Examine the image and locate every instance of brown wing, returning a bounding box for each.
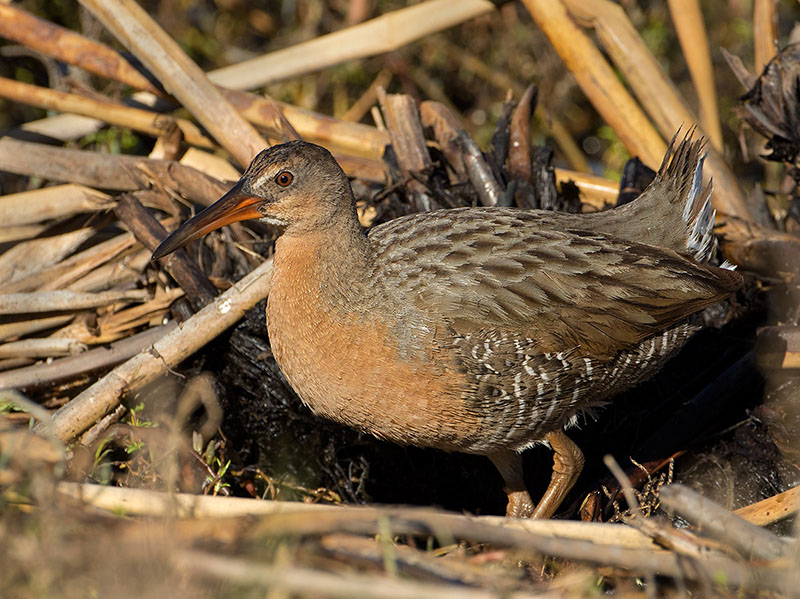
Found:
[368,208,739,359]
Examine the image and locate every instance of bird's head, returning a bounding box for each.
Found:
[152,140,355,261]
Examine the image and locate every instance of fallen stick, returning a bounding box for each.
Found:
[734,485,800,527]
[54,482,792,590]
[0,338,86,360]
[0,290,149,315]
[659,484,790,562]
[41,258,273,442]
[0,322,175,390]
[173,551,541,599]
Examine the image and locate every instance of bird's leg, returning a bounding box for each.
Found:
[489,450,534,518]
[531,430,585,519]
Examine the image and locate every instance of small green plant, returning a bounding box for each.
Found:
[125,402,156,429]
[204,454,231,495]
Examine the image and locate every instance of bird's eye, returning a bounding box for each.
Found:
[275,171,294,187]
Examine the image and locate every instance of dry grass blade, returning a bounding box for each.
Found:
[0,290,149,315]
[40,258,273,443]
[0,77,215,149]
[78,0,266,167]
[0,184,112,227]
[207,0,495,90]
[666,0,724,150]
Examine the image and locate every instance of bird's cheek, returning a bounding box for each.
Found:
[257,201,292,226]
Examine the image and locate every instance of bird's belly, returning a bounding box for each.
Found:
[266,298,484,451]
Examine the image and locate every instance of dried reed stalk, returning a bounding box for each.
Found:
[0,5,382,161]
[207,0,495,90]
[0,77,214,149]
[0,228,96,285]
[753,0,779,74]
[0,338,87,360]
[0,322,176,390]
[179,149,240,182]
[124,499,792,590]
[520,0,665,168]
[666,0,723,150]
[0,184,112,227]
[0,316,74,344]
[7,232,138,294]
[78,0,266,167]
[659,484,788,561]
[554,168,617,209]
[53,480,657,548]
[173,551,541,599]
[0,225,47,244]
[546,0,754,233]
[734,485,800,526]
[67,248,151,294]
[1,113,104,144]
[0,3,164,97]
[0,290,149,315]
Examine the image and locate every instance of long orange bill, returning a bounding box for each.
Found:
[151,181,262,261]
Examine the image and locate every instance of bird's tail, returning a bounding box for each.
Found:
[651,130,719,264]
